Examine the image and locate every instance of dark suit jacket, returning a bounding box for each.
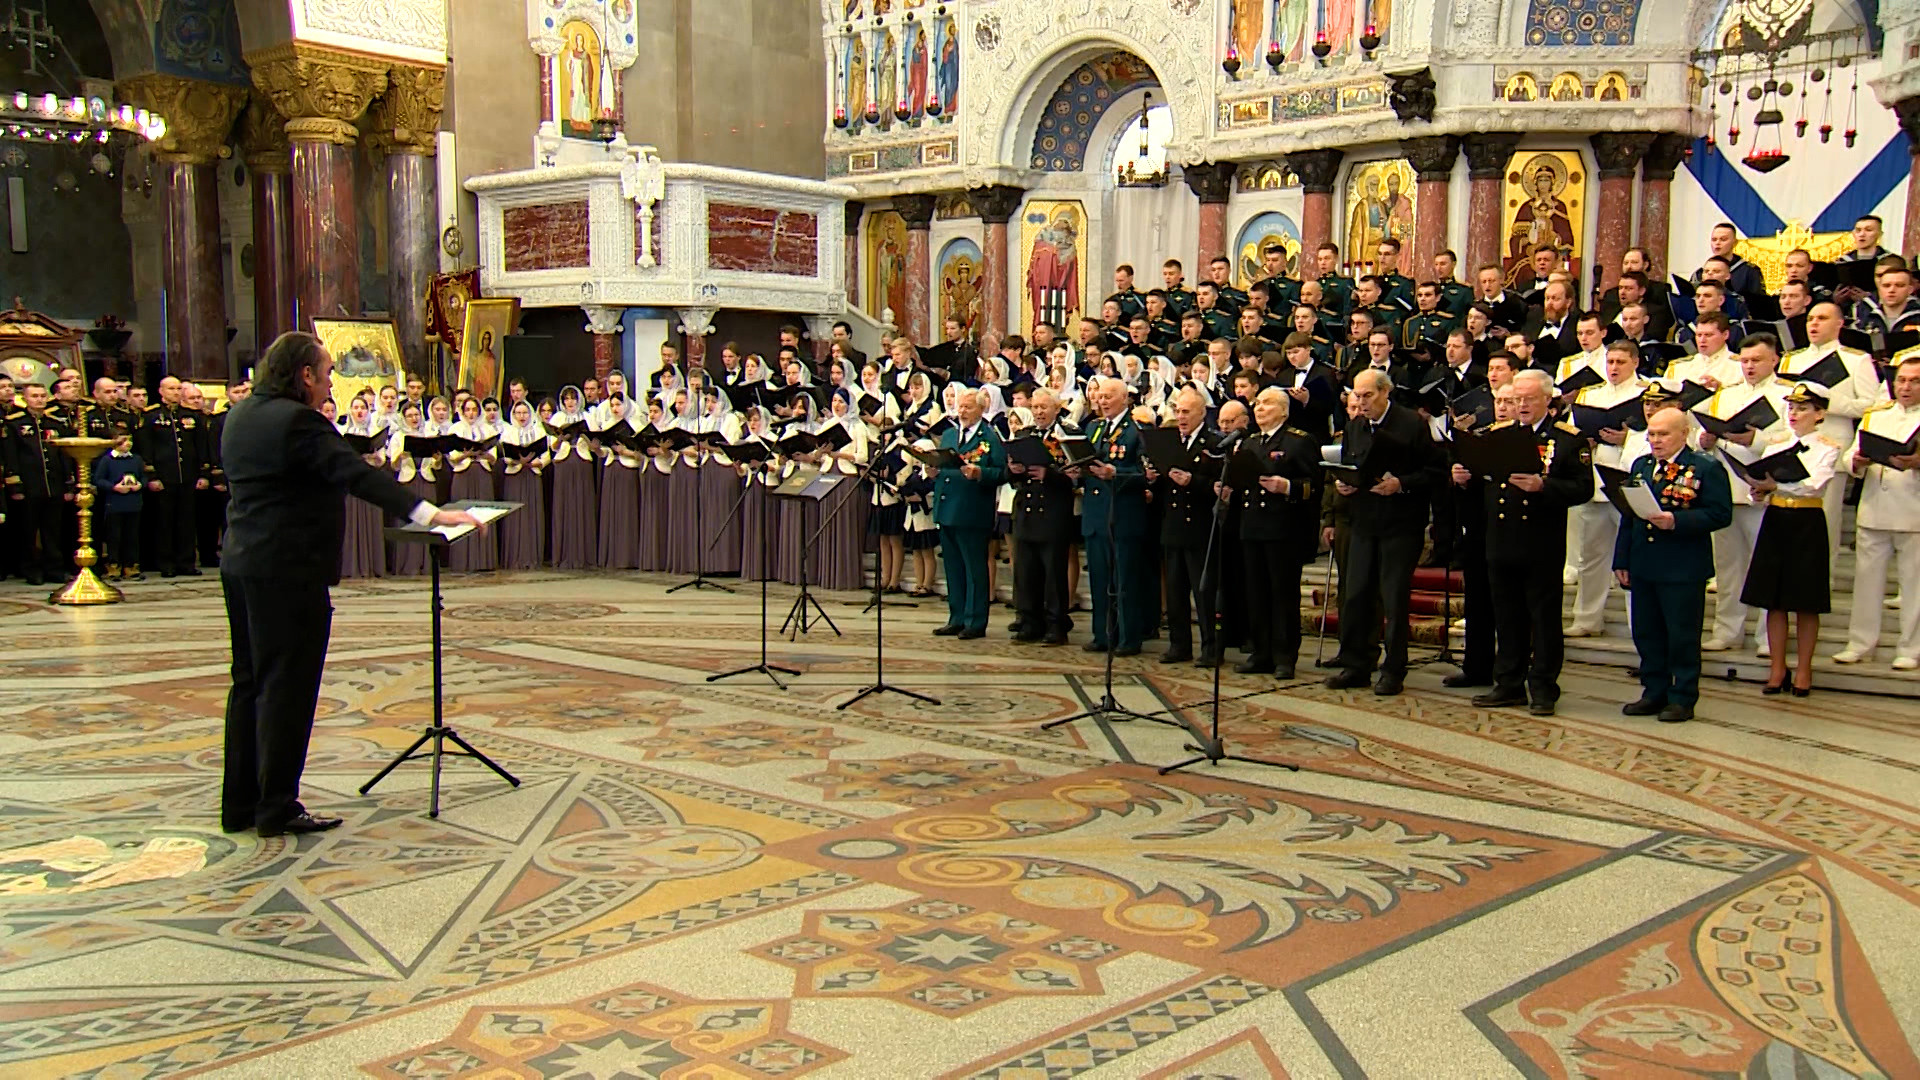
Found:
[1339,403,1442,537]
[221,395,424,585]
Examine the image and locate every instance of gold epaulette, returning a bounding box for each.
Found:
[1864,400,1895,413]
[1284,426,1313,438]
[1555,421,1581,435]
[1815,433,1841,448]
[143,404,159,412]
[3,409,21,421]
[1838,345,1871,359]
[1485,419,1514,430]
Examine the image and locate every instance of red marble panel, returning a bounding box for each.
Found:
[503,201,591,272]
[706,202,818,277]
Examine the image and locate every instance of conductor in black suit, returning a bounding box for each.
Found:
[1324,369,1443,696]
[221,332,485,837]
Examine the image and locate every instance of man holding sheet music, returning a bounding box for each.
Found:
[220,332,485,839]
[1779,302,1887,562]
[1565,342,1648,638]
[928,388,1006,640]
[1071,379,1149,657]
[1695,333,1793,654]
[1835,355,1920,670]
[1143,389,1222,666]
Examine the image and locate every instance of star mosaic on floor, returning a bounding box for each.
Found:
[0,571,1912,1079]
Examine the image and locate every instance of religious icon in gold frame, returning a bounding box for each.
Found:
[457,298,519,402]
[312,318,405,415]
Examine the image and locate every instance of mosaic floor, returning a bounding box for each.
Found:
[1,570,1916,1080]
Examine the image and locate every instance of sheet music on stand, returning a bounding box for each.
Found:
[432,501,517,541]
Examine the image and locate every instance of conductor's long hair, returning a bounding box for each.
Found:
[252,331,330,402]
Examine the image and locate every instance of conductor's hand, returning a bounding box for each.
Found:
[1451,463,1471,486]
[960,463,981,480]
[431,508,488,534]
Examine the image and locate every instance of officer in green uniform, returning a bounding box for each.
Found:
[1105,264,1147,322]
[1432,249,1475,319]
[930,387,1008,639]
[1373,237,1417,311]
[1070,378,1148,655]
[1354,276,1404,340]
[1144,290,1181,347]
[1193,282,1239,341]
[1613,405,1734,723]
[1255,244,1301,310]
[1159,259,1195,316]
[1402,282,1462,351]
[1206,256,1248,317]
[1313,242,1354,316]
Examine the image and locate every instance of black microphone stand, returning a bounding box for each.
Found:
[1160,470,1301,776]
[708,458,799,689]
[668,433,732,594]
[779,467,840,639]
[1043,415,1181,733]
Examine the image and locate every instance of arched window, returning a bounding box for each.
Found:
[1111,98,1172,185]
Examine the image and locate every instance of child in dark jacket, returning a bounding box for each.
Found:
[93,434,146,580]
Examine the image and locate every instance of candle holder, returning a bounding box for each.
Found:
[49,434,122,606]
[1311,33,1331,64]
[1359,24,1380,55]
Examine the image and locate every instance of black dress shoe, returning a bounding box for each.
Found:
[1622,697,1666,716]
[1273,664,1297,681]
[1657,704,1694,723]
[221,820,253,835]
[1112,645,1142,657]
[1471,689,1528,708]
[957,627,985,640]
[1528,701,1557,716]
[932,624,962,636]
[257,812,343,837]
[1762,680,1785,695]
[1372,673,1404,696]
[1012,632,1044,644]
[1082,641,1109,653]
[1323,670,1370,690]
[1160,650,1193,665]
[1235,658,1273,675]
[178,566,202,577]
[1442,673,1492,689]
[1195,651,1221,668]
[1044,632,1069,646]
[1790,684,1811,698]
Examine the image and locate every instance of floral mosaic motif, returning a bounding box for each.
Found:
[0,700,192,738]
[751,897,1110,1017]
[626,719,858,766]
[494,690,698,733]
[443,601,618,622]
[368,982,846,1079]
[892,778,1537,950]
[315,655,587,725]
[793,752,1044,807]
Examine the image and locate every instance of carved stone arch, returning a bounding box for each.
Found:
[967,15,1213,172]
[82,0,156,78]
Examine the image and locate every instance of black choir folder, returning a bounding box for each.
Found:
[1569,395,1646,438]
[1694,396,1780,438]
[1723,445,1811,484]
[1452,422,1542,478]
[1857,425,1920,467]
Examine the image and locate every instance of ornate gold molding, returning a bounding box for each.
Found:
[237,93,291,172]
[367,64,446,155]
[117,74,247,166]
[247,42,389,145]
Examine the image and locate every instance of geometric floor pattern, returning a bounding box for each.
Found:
[0,570,1915,1079]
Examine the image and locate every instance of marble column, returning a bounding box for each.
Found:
[239,95,294,353]
[677,307,717,374]
[584,305,623,384]
[844,200,864,310]
[893,194,937,345]
[1286,149,1344,258]
[1183,163,1235,268]
[1401,136,1459,280]
[973,185,1025,340]
[1637,134,1689,279]
[251,45,389,330]
[1899,102,1920,258]
[1589,132,1656,297]
[1461,132,1522,278]
[120,74,246,382]
[370,65,447,382]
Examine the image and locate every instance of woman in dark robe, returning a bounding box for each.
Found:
[446,396,499,572]
[496,399,549,569]
[547,386,597,570]
[637,397,674,571]
[811,389,871,591]
[594,393,643,569]
[337,395,387,578]
[690,388,745,576]
[388,402,434,576]
[737,406,780,581]
[773,395,819,586]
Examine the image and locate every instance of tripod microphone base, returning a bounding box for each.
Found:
[1041,695,1186,731]
[838,682,941,710]
[667,575,734,594]
[782,588,842,638]
[708,662,802,690]
[1158,740,1301,777]
[359,724,521,819]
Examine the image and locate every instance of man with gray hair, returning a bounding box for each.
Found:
[1069,377,1149,655]
[1145,387,1219,664]
[1224,386,1321,678]
[1008,387,1078,645]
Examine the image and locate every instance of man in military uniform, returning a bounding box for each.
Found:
[1353,276,1404,341]
[1206,256,1247,318]
[1192,282,1238,340]
[1009,389,1078,645]
[1225,387,1321,678]
[1170,311,1212,364]
[1475,263,1529,335]
[1254,244,1300,311]
[1373,238,1417,312]
[136,375,209,577]
[1835,354,1920,668]
[1432,250,1475,319]
[1235,306,1285,348]
[931,388,1007,639]
[181,382,226,568]
[1095,302,1133,353]
[1461,371,1595,715]
[1160,259,1195,316]
[1143,290,1181,347]
[3,382,75,585]
[1780,301,1882,564]
[1144,388,1219,665]
[1614,405,1734,723]
[1069,378,1148,655]
[1402,282,1461,354]
[86,377,138,439]
[1105,264,1147,322]
[1314,243,1353,316]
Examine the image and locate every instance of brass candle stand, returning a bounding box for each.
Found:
[49,435,123,606]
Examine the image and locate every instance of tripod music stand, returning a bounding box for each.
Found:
[707,455,801,689]
[667,435,733,594]
[773,467,841,639]
[366,501,523,818]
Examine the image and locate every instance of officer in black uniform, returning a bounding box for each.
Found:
[1008,389,1079,645]
[136,375,209,577]
[1463,370,1594,716]
[1143,291,1181,347]
[3,382,75,585]
[1224,386,1321,679]
[1145,388,1220,664]
[1354,276,1405,340]
[1373,238,1418,312]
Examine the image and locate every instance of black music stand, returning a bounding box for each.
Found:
[773,468,841,639]
[365,501,523,818]
[667,436,734,594]
[707,458,801,689]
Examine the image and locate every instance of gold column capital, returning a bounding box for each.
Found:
[367,64,446,156]
[237,92,291,172]
[117,74,247,166]
[247,42,389,145]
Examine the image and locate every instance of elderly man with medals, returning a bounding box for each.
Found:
[928,387,1007,639]
[1069,378,1149,656]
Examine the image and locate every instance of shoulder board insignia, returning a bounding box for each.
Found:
[1864,400,1894,412]
[1633,378,1650,386]
[1485,419,1514,430]
[2,410,21,420]
[1284,426,1312,438]
[143,404,159,412]
[1814,433,1841,448]
[1555,421,1582,434]
[1838,346,1870,357]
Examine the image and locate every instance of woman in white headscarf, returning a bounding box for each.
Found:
[593,393,642,570]
[806,388,870,591]
[736,405,781,581]
[444,396,499,572]
[388,400,433,576]
[637,392,676,573]
[548,385,596,570]
[900,371,942,435]
[496,398,549,569]
[337,395,387,578]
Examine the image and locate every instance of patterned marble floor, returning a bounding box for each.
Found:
[0,570,1915,1080]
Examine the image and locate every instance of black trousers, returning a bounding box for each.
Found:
[1334,529,1422,677]
[197,488,228,566]
[1242,539,1304,667]
[1012,537,1071,636]
[102,510,141,569]
[1459,544,1494,681]
[1490,555,1567,702]
[1162,541,1217,655]
[222,573,334,830]
[14,496,66,580]
[149,484,197,573]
